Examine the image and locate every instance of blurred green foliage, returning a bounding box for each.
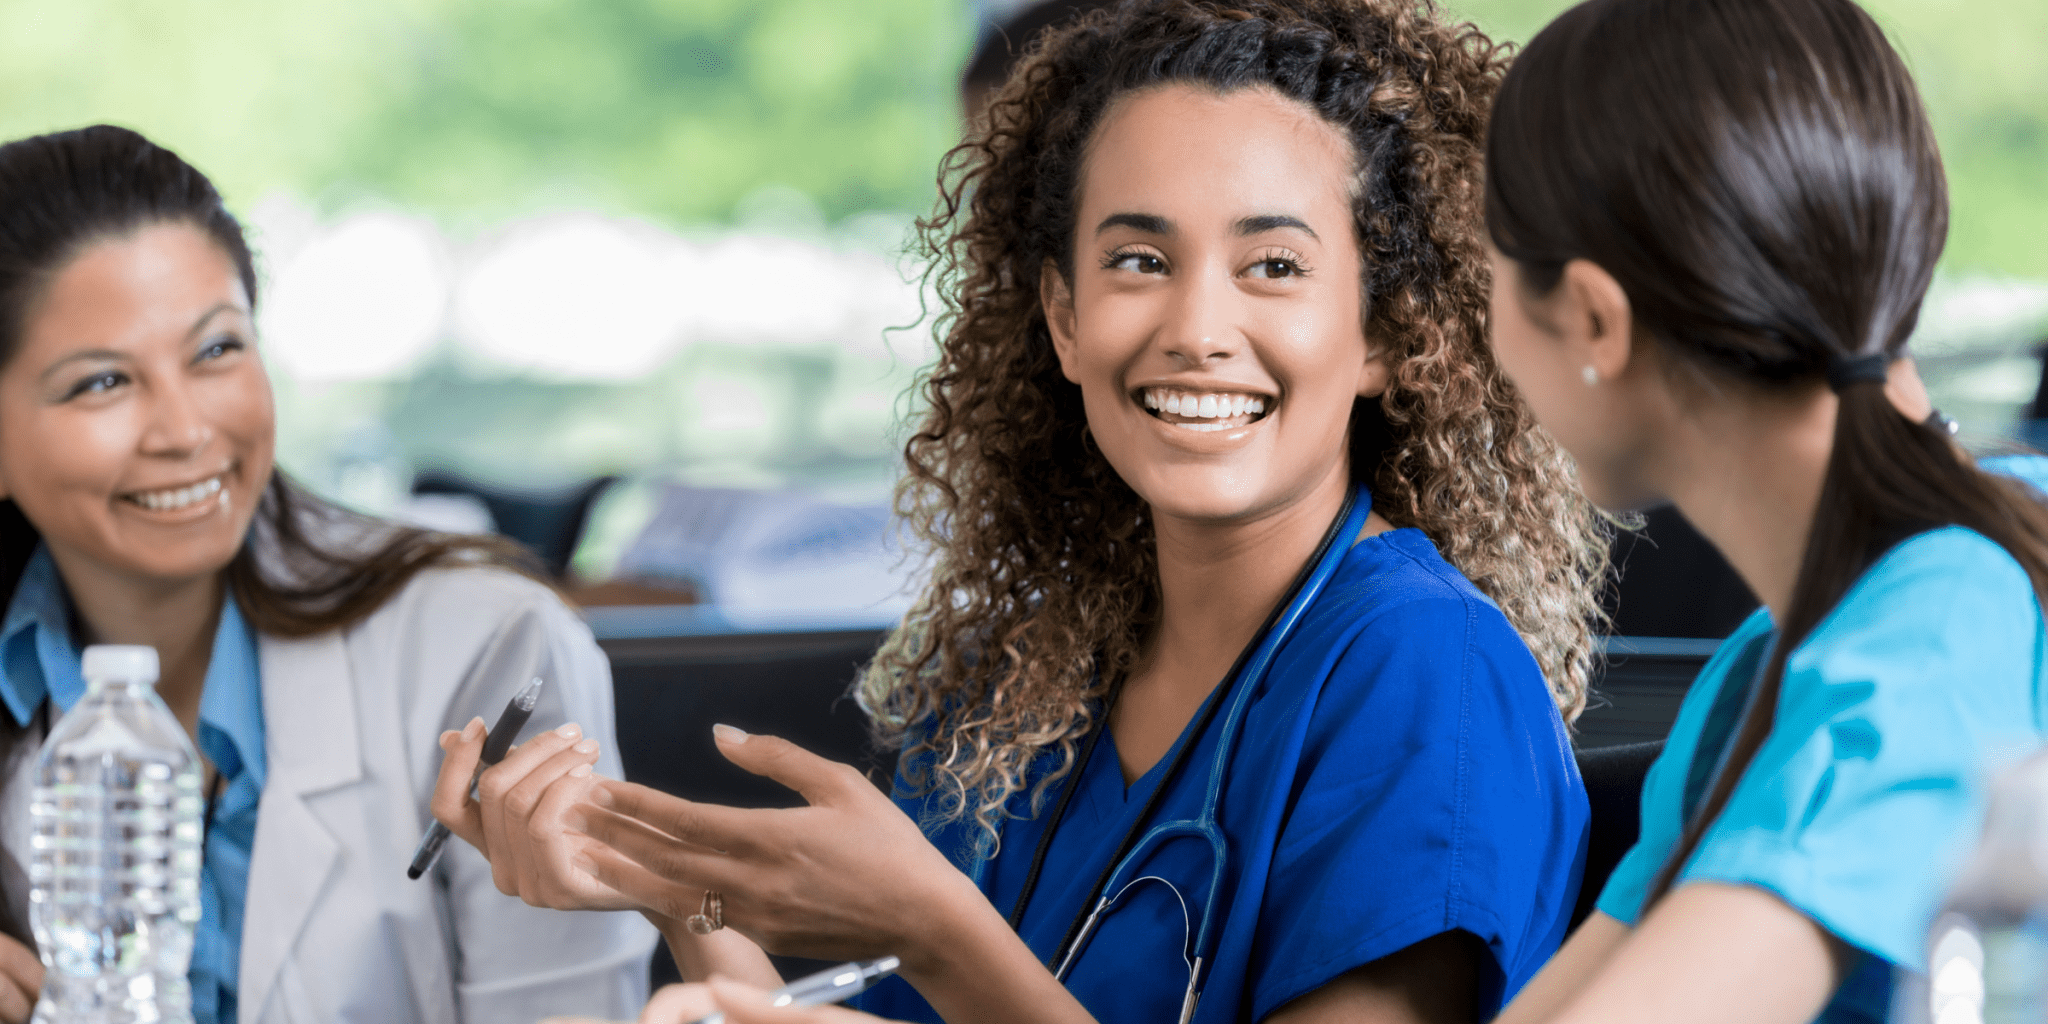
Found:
[0,0,965,228]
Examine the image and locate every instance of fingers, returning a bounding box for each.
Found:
[0,934,36,1024]
[429,718,488,849]
[477,721,597,809]
[639,982,721,1023]
[590,780,767,856]
[708,977,890,1024]
[522,767,636,909]
[712,727,868,807]
[579,841,731,925]
[478,722,600,897]
[579,804,748,892]
[0,979,29,1024]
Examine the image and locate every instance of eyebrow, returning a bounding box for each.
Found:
[1095,212,1173,237]
[1235,214,1318,240]
[35,302,245,384]
[184,302,241,338]
[1093,212,1320,240]
[39,348,130,384]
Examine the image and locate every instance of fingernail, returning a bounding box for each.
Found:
[569,762,592,778]
[438,731,456,750]
[463,718,486,741]
[572,739,598,754]
[556,722,582,739]
[712,723,748,744]
[590,785,615,808]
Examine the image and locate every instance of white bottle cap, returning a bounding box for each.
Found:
[81,645,160,683]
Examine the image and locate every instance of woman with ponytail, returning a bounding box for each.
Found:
[1481,0,2048,1021]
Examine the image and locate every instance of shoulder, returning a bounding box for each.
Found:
[1981,453,2048,499]
[1799,526,2039,669]
[333,564,601,691]
[1284,529,1557,753]
[1310,528,1520,647]
[369,563,585,638]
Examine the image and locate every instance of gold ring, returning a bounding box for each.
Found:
[685,890,724,934]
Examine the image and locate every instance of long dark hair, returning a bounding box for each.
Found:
[863,0,1610,842]
[1485,0,2048,908]
[0,125,541,639]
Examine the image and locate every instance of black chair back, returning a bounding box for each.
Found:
[412,470,618,579]
[1571,740,1664,930]
[598,621,892,987]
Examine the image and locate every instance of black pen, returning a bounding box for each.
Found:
[407,676,545,880]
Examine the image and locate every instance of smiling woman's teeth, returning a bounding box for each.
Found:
[1141,388,1268,430]
[127,476,224,511]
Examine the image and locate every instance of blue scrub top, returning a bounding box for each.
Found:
[1597,525,2048,1024]
[858,520,1589,1023]
[0,545,266,1024]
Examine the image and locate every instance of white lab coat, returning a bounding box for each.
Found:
[236,564,654,1024]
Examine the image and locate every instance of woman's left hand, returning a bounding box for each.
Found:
[572,725,985,973]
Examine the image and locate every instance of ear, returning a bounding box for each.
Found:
[1041,261,1082,384]
[1884,355,1933,422]
[1561,260,1635,383]
[1354,336,1389,400]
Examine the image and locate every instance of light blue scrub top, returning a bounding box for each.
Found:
[859,510,1590,1022]
[1597,524,2048,1023]
[0,545,265,1024]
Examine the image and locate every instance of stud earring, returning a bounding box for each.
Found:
[1581,365,1599,387]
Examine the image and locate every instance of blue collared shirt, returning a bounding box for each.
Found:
[1,545,265,1024]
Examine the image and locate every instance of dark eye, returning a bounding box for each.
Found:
[1104,251,1167,275]
[196,335,245,362]
[1247,258,1302,279]
[65,371,128,399]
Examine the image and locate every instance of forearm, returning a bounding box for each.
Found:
[650,911,783,989]
[897,880,1098,1024]
[1494,913,1628,1024]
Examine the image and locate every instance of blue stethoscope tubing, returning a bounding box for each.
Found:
[1048,485,1369,1020]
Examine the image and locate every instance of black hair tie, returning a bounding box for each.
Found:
[1825,352,1890,392]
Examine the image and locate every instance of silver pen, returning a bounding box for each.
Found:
[407,677,545,880]
[692,956,901,1024]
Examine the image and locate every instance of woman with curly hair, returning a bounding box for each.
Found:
[438,2,1607,1022]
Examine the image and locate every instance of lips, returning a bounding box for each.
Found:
[1138,386,1273,432]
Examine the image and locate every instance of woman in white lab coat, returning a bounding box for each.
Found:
[0,124,653,1024]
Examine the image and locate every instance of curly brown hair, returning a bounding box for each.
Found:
[861,0,1609,844]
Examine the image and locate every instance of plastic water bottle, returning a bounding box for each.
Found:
[1921,749,2048,1024]
[28,645,201,1024]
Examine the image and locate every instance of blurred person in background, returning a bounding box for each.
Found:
[1469,0,2048,1021]
[441,1,1612,1022]
[958,0,1115,124]
[0,125,652,1024]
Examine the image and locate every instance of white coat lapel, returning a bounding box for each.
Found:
[242,630,362,1023]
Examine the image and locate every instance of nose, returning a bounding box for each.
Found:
[139,377,215,459]
[1157,271,1242,366]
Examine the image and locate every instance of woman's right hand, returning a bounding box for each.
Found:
[430,716,630,910]
[0,934,41,1024]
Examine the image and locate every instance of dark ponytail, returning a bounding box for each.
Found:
[0,125,543,636]
[1484,0,2048,909]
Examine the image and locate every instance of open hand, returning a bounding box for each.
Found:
[430,716,630,910]
[0,934,41,1024]
[573,725,982,971]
